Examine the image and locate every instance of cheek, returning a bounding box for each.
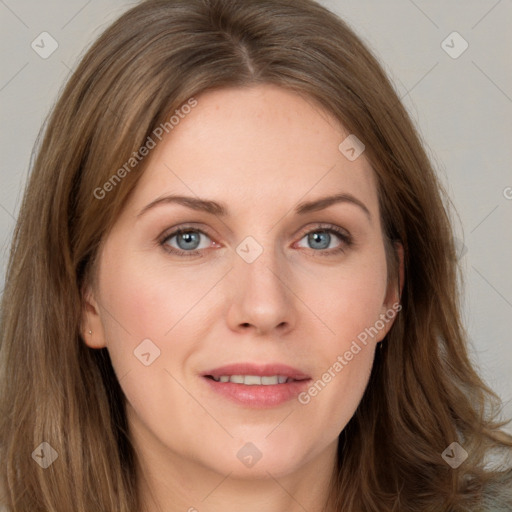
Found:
[312,248,389,346]
[95,245,235,411]
[296,305,379,448]
[97,237,216,337]
[299,349,375,456]
[94,244,202,382]
[94,253,217,449]
[296,248,388,431]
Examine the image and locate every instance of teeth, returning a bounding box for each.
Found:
[210,375,293,385]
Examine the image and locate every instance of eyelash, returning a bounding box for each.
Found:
[158,223,353,258]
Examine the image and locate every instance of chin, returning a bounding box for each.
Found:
[197,435,322,480]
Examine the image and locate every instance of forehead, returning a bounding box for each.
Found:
[128,84,379,219]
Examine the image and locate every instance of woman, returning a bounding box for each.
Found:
[1,0,511,510]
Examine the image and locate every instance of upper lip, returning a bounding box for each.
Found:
[203,363,311,381]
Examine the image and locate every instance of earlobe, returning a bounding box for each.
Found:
[81,286,107,349]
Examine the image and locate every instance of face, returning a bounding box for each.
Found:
[83,84,402,482]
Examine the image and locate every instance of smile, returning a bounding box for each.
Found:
[201,363,312,408]
[206,375,297,385]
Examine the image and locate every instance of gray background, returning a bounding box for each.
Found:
[1,1,511,433]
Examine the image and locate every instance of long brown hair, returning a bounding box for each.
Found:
[1,0,511,510]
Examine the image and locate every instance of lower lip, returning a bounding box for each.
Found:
[202,376,311,408]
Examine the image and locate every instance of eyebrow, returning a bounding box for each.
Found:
[137,192,372,221]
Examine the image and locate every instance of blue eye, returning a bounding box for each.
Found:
[299,230,342,251]
[159,224,352,257]
[295,225,352,256]
[161,228,213,255]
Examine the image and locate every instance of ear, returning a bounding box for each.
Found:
[376,241,404,342]
[81,284,107,349]
[385,240,404,307]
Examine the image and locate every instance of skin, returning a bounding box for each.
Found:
[83,84,404,512]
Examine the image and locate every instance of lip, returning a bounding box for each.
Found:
[202,362,311,408]
[203,362,311,380]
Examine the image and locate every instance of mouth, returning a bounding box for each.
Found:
[204,374,303,385]
[201,363,311,408]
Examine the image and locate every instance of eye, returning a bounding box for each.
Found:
[295,224,352,255]
[160,226,215,257]
[159,223,352,258]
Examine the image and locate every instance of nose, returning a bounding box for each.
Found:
[225,244,297,337]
